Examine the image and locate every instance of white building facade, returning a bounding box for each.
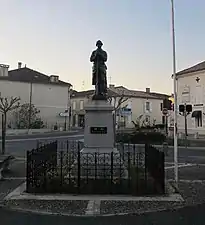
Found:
[71,85,169,129]
[176,61,205,135]
[0,63,72,129]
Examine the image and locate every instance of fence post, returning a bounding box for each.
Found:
[26,150,30,192]
[133,144,136,166]
[94,152,97,180]
[66,140,69,165]
[122,144,125,161]
[127,151,131,189]
[161,152,165,193]
[60,151,63,191]
[77,149,81,193]
[110,152,113,194]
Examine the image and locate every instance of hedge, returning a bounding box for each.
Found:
[116,132,166,144]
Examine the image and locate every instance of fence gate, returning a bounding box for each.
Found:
[145,143,165,194]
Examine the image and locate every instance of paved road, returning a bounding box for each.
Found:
[3,134,84,158]
[2,130,83,140]
[0,204,204,225]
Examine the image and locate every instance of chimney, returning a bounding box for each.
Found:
[0,64,9,77]
[146,88,150,93]
[109,84,115,89]
[18,62,22,69]
[50,75,59,83]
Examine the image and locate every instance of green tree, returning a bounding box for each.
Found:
[14,103,44,129]
[0,96,20,154]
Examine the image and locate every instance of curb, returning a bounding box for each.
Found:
[1,130,80,138]
[0,203,186,218]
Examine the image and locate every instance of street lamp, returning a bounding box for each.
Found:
[67,85,73,130]
[171,0,178,187]
[28,75,38,131]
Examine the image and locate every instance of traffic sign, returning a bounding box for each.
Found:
[162,108,168,115]
[59,112,69,117]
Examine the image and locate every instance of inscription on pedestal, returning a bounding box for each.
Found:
[90,127,107,134]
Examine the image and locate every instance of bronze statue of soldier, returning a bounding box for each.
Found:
[90,40,108,100]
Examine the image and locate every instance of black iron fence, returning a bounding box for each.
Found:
[26,141,57,193]
[26,141,165,195]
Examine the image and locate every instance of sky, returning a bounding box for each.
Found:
[0,0,205,94]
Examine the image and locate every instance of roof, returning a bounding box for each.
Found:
[112,86,169,99]
[72,86,169,100]
[176,61,205,76]
[0,67,71,86]
[71,89,118,98]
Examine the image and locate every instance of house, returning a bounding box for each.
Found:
[0,63,72,129]
[176,60,205,135]
[71,85,170,128]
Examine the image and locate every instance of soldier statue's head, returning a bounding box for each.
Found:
[96,40,103,49]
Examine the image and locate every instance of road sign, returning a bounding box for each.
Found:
[162,108,168,115]
[59,112,69,117]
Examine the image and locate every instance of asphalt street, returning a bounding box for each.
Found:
[0,204,204,225]
[3,133,84,158]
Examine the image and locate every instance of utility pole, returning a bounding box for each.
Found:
[171,0,178,188]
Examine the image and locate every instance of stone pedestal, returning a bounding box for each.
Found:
[82,100,115,153]
[70,100,128,179]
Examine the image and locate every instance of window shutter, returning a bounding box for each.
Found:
[150,102,152,112]
[144,102,147,113]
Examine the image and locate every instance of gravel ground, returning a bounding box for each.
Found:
[179,181,205,205]
[100,200,184,215]
[2,200,88,215]
[100,181,205,215]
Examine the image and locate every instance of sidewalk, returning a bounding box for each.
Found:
[2,180,205,218]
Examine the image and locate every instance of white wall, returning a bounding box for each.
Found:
[0,80,69,128]
[177,70,205,134]
[71,95,163,128]
[120,97,163,127]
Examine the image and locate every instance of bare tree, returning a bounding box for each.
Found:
[132,115,143,131]
[108,92,129,129]
[0,96,20,154]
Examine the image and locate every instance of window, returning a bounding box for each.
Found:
[72,101,76,110]
[145,102,150,111]
[160,103,163,111]
[195,85,203,104]
[195,115,202,127]
[145,115,150,123]
[80,100,84,110]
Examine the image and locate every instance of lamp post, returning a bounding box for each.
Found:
[171,0,178,187]
[67,86,72,130]
[28,75,38,131]
[28,80,33,131]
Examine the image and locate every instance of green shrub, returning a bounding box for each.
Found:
[116,132,166,144]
